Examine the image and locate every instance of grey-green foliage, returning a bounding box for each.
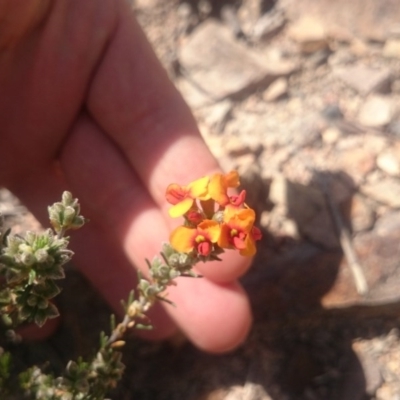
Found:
[0,192,128,400]
[0,191,88,328]
[0,209,75,327]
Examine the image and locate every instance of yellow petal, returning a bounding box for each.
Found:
[209,174,229,205]
[170,226,195,253]
[188,176,210,200]
[217,223,232,249]
[240,235,256,257]
[198,220,220,243]
[224,170,240,188]
[224,207,255,232]
[168,198,194,218]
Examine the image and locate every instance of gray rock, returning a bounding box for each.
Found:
[388,119,400,137]
[352,341,383,396]
[358,95,394,128]
[383,39,400,58]
[305,48,331,68]
[328,48,357,67]
[282,0,400,42]
[375,211,400,236]
[377,148,400,177]
[262,78,288,102]
[321,104,344,122]
[335,65,392,95]
[259,146,295,179]
[321,211,400,308]
[321,127,341,144]
[376,384,400,400]
[224,136,262,158]
[362,179,400,208]
[252,10,286,41]
[350,194,376,232]
[287,16,328,53]
[178,20,295,99]
[196,100,233,130]
[220,4,244,38]
[335,146,377,185]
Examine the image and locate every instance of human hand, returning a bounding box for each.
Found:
[0,0,252,352]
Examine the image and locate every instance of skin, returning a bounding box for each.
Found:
[0,0,253,352]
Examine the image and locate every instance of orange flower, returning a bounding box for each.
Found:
[218,206,261,256]
[170,220,220,256]
[166,176,210,218]
[208,171,240,206]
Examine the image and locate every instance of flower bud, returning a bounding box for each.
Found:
[167,253,180,268]
[61,191,74,206]
[186,210,203,225]
[127,301,140,318]
[62,206,76,226]
[111,340,126,349]
[212,210,225,224]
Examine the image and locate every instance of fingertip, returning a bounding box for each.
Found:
[198,286,252,354]
[165,278,252,353]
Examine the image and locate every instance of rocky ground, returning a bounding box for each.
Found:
[2,0,400,399]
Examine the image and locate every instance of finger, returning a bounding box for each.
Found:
[164,277,251,352]
[60,114,252,351]
[87,0,220,209]
[86,1,253,282]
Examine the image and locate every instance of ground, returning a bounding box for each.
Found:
[2,0,400,399]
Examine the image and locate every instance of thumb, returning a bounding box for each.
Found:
[0,0,51,49]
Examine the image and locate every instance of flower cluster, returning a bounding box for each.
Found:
[166,171,262,258]
[0,173,262,399]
